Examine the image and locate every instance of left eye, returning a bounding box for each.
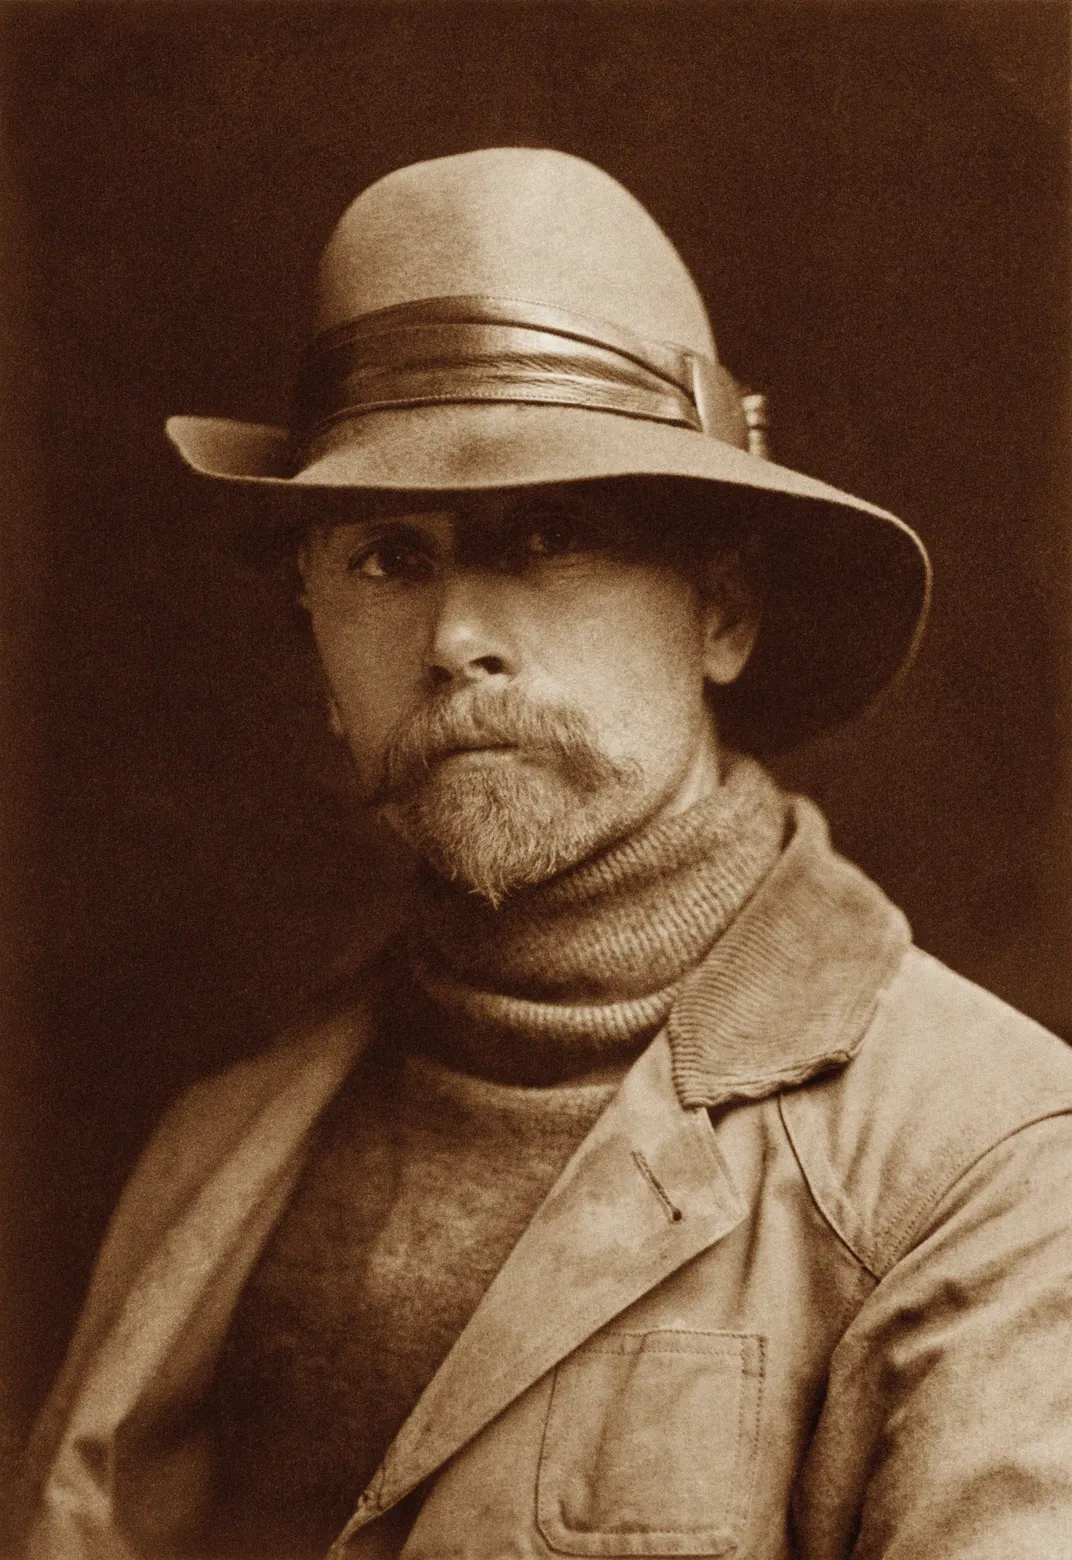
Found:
[525,527,579,557]
[515,513,597,559]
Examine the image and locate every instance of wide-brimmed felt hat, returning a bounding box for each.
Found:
[167,147,930,753]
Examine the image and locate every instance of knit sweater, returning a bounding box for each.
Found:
[206,755,786,1555]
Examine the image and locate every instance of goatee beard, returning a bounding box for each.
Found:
[371,686,643,905]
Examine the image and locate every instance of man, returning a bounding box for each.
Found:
[23,149,1072,1558]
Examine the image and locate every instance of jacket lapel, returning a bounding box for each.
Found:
[341,1031,746,1536]
[37,1011,370,1537]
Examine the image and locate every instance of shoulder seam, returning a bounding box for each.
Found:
[782,1091,1072,1278]
[778,1090,881,1279]
[780,947,1072,1275]
[885,1106,1072,1264]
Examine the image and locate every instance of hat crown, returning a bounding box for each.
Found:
[315,148,718,359]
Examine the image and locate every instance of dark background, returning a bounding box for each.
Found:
[1,0,1069,1508]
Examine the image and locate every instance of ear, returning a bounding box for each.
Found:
[296,541,312,611]
[699,551,761,687]
[327,694,346,739]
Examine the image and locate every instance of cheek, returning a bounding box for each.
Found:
[544,576,709,748]
[309,613,426,772]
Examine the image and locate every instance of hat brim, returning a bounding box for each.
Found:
[166,403,930,753]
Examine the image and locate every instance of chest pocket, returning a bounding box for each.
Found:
[536,1330,764,1557]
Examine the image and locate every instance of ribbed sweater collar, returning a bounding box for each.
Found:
[406,753,787,1084]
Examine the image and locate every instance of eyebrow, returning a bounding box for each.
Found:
[309,508,455,542]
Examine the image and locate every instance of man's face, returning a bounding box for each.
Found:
[299,484,757,902]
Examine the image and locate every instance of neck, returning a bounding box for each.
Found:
[649,715,723,824]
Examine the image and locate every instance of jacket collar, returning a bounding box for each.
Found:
[667,795,911,1108]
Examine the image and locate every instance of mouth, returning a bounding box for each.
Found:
[436,742,518,762]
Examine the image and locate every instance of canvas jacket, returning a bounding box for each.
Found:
[23,800,1072,1560]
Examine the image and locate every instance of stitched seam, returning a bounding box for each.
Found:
[782,1063,1072,1279]
[691,1101,745,1192]
[778,1092,879,1280]
[537,1333,760,1551]
[881,1106,1072,1266]
[733,1334,765,1537]
[569,1331,757,1357]
[862,1015,1072,1252]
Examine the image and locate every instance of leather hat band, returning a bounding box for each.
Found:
[293,295,743,452]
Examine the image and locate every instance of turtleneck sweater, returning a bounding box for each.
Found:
[206,755,786,1556]
[407,752,787,1082]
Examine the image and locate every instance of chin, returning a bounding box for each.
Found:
[382,761,644,906]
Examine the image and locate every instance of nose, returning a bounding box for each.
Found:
[425,569,519,688]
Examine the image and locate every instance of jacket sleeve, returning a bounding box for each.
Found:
[795,1111,1072,1559]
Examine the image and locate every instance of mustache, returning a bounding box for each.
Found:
[371,686,633,804]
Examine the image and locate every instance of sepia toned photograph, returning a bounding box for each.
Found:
[1,2,1070,1555]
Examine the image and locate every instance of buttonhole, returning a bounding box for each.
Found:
[631,1150,684,1223]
